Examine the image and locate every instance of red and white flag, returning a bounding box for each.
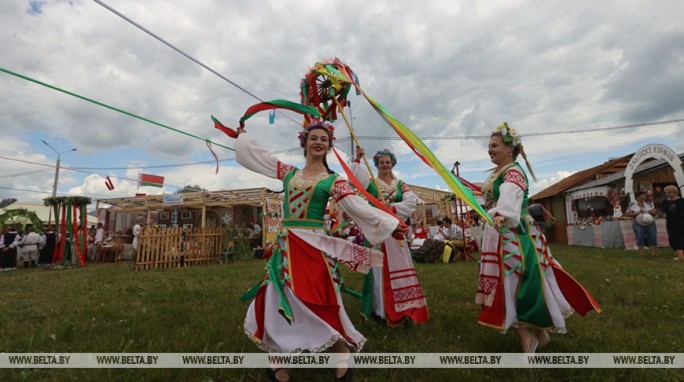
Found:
[138,173,164,188]
[105,176,115,190]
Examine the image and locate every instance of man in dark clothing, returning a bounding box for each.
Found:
[1,225,21,270]
[40,225,58,266]
[528,203,557,237]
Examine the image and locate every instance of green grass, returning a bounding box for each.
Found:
[1,245,683,381]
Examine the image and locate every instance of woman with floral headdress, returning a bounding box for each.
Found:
[477,123,600,353]
[351,147,429,326]
[235,121,407,382]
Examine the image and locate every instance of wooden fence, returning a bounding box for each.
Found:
[135,227,224,271]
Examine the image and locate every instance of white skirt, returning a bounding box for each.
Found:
[244,284,366,353]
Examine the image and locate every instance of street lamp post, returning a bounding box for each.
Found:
[42,140,77,197]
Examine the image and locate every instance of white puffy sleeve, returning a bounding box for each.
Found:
[392,182,417,221]
[349,161,371,190]
[486,168,527,229]
[235,133,294,180]
[330,177,398,245]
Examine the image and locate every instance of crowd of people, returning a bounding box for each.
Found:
[0,224,59,270]
[0,218,150,268]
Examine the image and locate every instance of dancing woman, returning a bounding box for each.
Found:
[235,121,407,381]
[476,123,600,353]
[351,147,429,326]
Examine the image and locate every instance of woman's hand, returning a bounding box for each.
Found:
[356,146,365,161]
[493,215,506,229]
[392,222,408,240]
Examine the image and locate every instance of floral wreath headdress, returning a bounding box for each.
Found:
[298,120,335,148]
[494,122,521,146]
[373,149,397,167]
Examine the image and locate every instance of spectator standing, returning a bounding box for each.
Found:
[39,225,58,266]
[91,223,105,262]
[132,218,143,257]
[1,225,21,271]
[18,224,43,268]
[626,190,658,257]
[252,219,263,248]
[661,185,684,261]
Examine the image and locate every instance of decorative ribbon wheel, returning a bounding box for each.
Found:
[300,57,357,124]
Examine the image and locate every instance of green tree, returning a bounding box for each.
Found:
[177,185,206,194]
[0,198,17,209]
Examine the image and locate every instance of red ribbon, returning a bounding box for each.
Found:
[331,147,407,230]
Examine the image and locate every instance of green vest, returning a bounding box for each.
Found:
[367,179,403,203]
[281,168,337,229]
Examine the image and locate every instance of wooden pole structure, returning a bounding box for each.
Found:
[453,162,476,262]
[332,97,387,206]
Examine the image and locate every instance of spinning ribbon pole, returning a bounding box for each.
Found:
[301,59,388,208]
[332,95,388,208]
[331,97,407,244]
[314,58,492,225]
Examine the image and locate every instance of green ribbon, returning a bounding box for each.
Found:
[0,67,233,151]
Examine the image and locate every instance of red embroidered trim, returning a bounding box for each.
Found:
[332,179,356,202]
[503,169,527,190]
[392,285,425,302]
[477,276,499,294]
[277,161,295,181]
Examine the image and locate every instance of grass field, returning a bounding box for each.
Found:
[1,244,683,381]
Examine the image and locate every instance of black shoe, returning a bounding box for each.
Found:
[335,367,353,382]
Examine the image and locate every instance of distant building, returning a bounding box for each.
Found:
[530,147,684,244]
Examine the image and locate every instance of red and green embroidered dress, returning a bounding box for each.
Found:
[477,163,600,332]
[235,134,398,353]
[351,163,429,326]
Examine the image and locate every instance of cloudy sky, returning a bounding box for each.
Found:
[2,0,683,206]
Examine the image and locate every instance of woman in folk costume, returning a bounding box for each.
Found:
[477,123,601,353]
[351,147,429,326]
[235,121,406,382]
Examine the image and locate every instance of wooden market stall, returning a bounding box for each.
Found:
[96,188,283,270]
[409,184,459,226]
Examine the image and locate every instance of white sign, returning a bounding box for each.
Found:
[624,144,684,202]
[163,194,184,206]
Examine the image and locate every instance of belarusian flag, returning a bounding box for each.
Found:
[139,173,164,188]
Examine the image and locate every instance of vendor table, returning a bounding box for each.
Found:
[567,219,669,249]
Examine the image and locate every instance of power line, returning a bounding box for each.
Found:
[0,168,55,179]
[0,155,186,190]
[0,186,112,200]
[353,119,684,141]
[92,0,303,128]
[67,145,310,171]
